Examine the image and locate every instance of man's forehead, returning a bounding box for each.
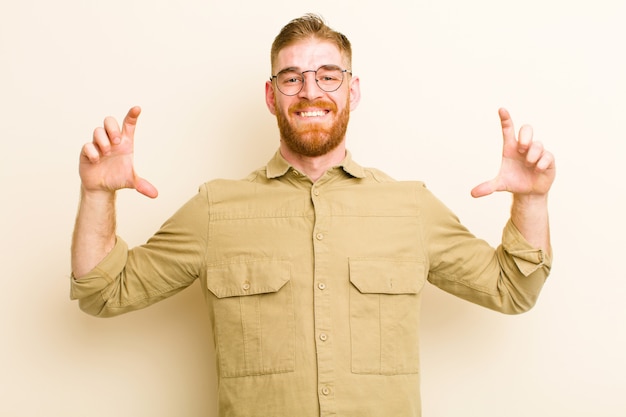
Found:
[274,39,345,70]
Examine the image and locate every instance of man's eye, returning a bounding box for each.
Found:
[279,75,302,85]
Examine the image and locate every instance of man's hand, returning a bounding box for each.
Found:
[79,106,158,198]
[471,108,555,199]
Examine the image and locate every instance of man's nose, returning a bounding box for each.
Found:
[297,71,324,100]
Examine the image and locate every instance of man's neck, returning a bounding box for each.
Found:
[279,142,346,182]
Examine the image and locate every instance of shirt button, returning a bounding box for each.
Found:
[242,282,251,291]
[319,333,328,341]
[316,233,324,240]
[321,387,331,396]
[318,282,326,290]
[313,189,320,196]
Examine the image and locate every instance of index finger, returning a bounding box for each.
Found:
[121,106,142,140]
[499,107,517,147]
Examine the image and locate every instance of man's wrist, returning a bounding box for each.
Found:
[80,185,116,203]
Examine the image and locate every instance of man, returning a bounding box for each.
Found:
[71,14,555,417]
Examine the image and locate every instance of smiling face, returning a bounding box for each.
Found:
[265,38,360,158]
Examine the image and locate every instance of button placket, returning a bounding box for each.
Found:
[311,181,336,415]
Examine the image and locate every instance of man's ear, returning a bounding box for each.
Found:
[349,76,361,111]
[265,81,277,115]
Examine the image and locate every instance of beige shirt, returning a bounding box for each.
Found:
[71,150,551,417]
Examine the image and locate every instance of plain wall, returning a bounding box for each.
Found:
[1,0,625,416]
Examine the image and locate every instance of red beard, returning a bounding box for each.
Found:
[276,99,350,157]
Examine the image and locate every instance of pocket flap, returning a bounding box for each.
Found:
[349,258,424,294]
[207,259,290,298]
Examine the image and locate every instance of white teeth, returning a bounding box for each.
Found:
[300,111,326,117]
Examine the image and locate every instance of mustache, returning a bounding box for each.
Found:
[289,100,338,113]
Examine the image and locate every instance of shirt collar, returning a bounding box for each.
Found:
[266,149,366,180]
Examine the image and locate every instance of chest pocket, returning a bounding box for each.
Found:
[207,259,294,378]
[349,258,425,375]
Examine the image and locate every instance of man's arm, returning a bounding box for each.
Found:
[510,194,551,257]
[71,189,117,278]
[71,106,158,278]
[471,108,556,256]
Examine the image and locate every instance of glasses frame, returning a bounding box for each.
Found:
[270,65,352,96]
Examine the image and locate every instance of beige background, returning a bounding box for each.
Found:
[1,0,625,416]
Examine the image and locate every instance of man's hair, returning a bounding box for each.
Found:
[271,14,352,71]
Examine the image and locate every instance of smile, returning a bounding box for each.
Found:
[297,110,328,118]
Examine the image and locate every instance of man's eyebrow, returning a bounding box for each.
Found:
[276,66,300,74]
[275,64,341,74]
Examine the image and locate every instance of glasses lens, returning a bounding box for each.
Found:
[276,71,303,96]
[316,66,344,92]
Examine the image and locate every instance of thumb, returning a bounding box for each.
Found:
[471,178,497,198]
[134,176,159,199]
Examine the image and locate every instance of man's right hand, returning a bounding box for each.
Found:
[79,106,158,198]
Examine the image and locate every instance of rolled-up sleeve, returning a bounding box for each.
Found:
[502,219,552,276]
[70,238,129,316]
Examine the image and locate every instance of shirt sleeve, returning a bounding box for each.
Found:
[417,184,551,314]
[69,186,210,317]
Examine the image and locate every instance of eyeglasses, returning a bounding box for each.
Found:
[270,65,352,96]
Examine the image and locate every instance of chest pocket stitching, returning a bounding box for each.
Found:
[207,259,295,377]
[207,259,290,298]
[349,257,425,375]
[349,258,423,294]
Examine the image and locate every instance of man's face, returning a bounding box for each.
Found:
[265,39,360,157]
